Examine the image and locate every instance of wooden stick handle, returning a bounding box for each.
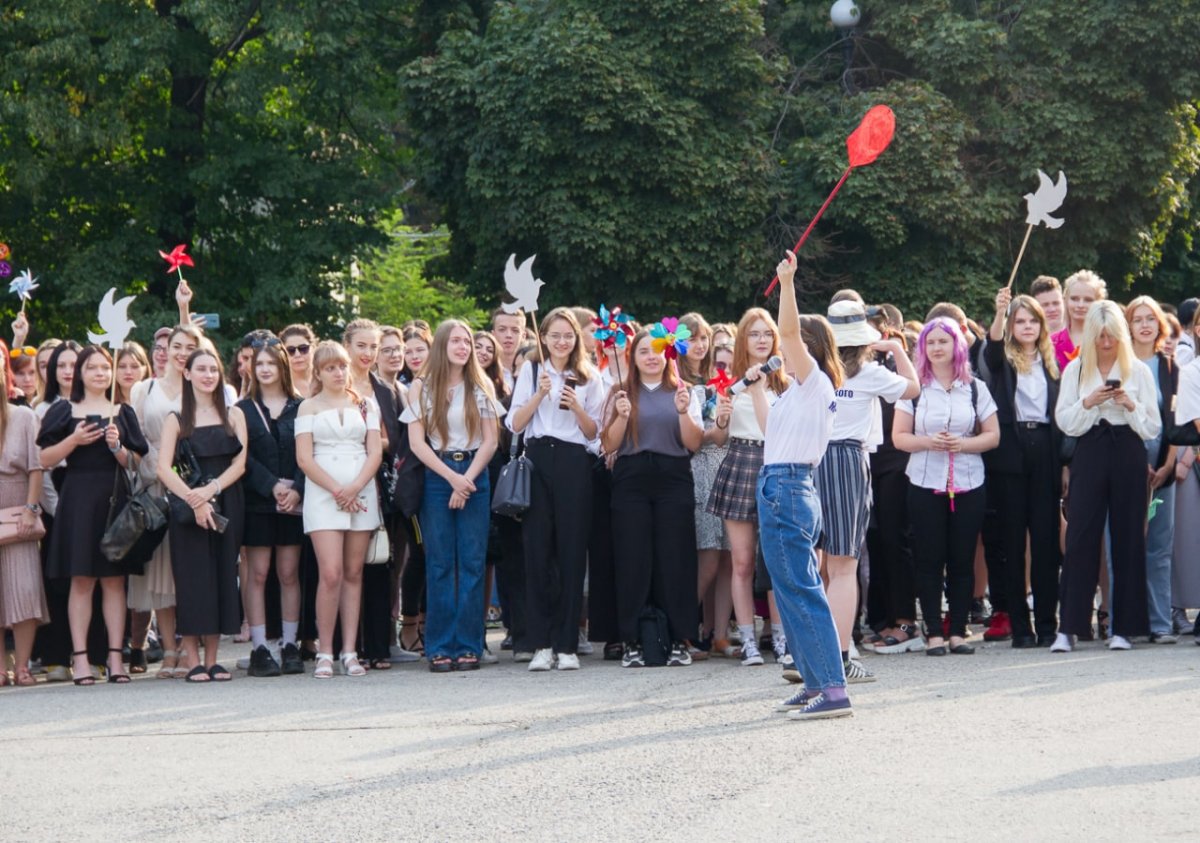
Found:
[1005,224,1035,290]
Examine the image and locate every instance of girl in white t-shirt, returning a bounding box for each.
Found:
[818,300,919,678]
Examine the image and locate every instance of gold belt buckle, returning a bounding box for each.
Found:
[452,452,465,462]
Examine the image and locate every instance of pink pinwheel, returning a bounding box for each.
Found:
[159,244,194,277]
[592,304,635,349]
[0,261,11,279]
[650,317,691,360]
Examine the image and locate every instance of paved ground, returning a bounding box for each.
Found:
[3,630,1199,842]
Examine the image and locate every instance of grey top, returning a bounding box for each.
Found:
[616,383,702,459]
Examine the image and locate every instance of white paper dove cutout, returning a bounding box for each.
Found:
[1024,170,1067,229]
[88,288,137,349]
[501,253,545,314]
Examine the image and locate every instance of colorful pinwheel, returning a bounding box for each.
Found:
[650,317,691,360]
[159,243,194,278]
[0,243,9,261]
[0,261,11,279]
[9,269,38,312]
[592,304,634,349]
[706,368,735,397]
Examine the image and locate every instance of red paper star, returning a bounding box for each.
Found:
[159,244,194,273]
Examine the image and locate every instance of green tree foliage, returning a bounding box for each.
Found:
[405,0,774,320]
[352,210,486,329]
[0,1,415,345]
[765,1,1200,317]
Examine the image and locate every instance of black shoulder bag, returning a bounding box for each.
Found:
[491,363,537,519]
[100,468,169,575]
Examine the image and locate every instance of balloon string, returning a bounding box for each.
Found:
[764,165,854,297]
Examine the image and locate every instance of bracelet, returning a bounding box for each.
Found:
[716,419,729,430]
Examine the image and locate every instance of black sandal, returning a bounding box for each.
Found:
[208,664,232,682]
[429,655,454,673]
[107,648,132,684]
[455,654,480,671]
[185,665,211,683]
[368,658,392,671]
[128,648,147,674]
[71,651,96,686]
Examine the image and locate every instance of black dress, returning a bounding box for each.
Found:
[169,424,245,636]
[236,396,305,547]
[37,402,149,579]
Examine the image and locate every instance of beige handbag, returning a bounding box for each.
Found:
[365,524,390,565]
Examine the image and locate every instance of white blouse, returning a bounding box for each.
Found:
[506,361,605,447]
[728,388,779,441]
[400,382,504,451]
[1014,362,1049,423]
[1055,358,1161,440]
[897,379,998,493]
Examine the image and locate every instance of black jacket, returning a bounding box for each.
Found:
[237,396,305,513]
[1151,353,1178,469]
[982,339,1062,474]
[371,373,423,518]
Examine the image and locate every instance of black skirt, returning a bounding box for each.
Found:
[243,509,305,548]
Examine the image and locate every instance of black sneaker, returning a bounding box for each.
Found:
[248,645,281,678]
[500,633,513,652]
[621,643,645,668]
[969,598,988,625]
[603,642,624,661]
[667,642,693,667]
[280,643,304,675]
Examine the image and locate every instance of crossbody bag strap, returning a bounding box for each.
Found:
[510,360,539,460]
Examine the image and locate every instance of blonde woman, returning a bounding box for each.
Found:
[1051,270,1107,370]
[1053,301,1161,652]
[403,320,501,673]
[295,341,383,678]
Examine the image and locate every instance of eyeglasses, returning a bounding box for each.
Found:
[251,336,281,350]
[9,347,36,358]
[380,347,404,356]
[544,333,576,344]
[746,331,774,341]
[285,343,311,356]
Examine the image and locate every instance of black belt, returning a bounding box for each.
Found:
[436,449,476,462]
[1017,422,1050,429]
[730,437,764,448]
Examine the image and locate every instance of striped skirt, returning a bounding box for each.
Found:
[707,439,764,522]
[814,439,872,557]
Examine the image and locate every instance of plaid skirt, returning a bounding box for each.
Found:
[814,439,872,557]
[707,438,764,522]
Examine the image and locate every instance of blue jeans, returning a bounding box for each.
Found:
[756,464,845,691]
[420,458,491,659]
[1144,437,1175,634]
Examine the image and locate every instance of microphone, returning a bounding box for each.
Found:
[727,356,783,396]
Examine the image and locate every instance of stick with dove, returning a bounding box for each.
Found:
[502,254,546,365]
[89,288,137,422]
[1005,170,1067,291]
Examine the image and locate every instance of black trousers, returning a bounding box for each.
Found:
[991,425,1061,639]
[587,457,619,643]
[1060,423,1149,638]
[981,479,1007,612]
[522,438,593,654]
[610,452,697,644]
[299,537,318,641]
[398,515,426,616]
[908,485,986,639]
[865,468,915,627]
[33,513,72,665]
[360,518,396,661]
[493,514,527,650]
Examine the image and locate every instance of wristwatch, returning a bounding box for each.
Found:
[24,503,42,515]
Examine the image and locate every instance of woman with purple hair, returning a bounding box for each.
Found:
[893,318,1000,655]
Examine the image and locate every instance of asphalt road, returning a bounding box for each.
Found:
[3,631,1198,842]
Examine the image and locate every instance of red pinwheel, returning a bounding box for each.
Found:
[765,104,895,295]
[592,304,634,349]
[159,244,195,277]
[706,368,735,397]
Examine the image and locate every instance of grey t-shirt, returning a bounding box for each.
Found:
[616,383,702,459]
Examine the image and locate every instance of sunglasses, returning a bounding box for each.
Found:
[251,336,281,350]
[285,343,311,356]
[9,346,36,358]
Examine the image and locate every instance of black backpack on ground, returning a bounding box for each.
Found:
[638,605,671,667]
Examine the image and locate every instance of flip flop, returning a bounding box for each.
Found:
[208,664,232,682]
[185,665,211,683]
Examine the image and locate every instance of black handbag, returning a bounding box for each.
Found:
[166,435,229,533]
[1060,435,1079,465]
[100,468,169,575]
[491,429,533,518]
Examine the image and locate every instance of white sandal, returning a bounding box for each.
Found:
[313,653,335,679]
[157,650,180,679]
[339,651,366,677]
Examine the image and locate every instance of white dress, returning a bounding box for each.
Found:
[296,404,382,533]
[127,378,180,611]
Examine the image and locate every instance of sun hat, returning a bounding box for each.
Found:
[827,300,881,347]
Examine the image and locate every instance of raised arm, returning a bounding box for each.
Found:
[775,251,815,383]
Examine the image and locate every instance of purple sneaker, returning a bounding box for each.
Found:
[786,693,853,721]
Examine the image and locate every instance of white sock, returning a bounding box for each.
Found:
[771,623,786,647]
[282,621,299,647]
[738,624,756,651]
[250,624,268,649]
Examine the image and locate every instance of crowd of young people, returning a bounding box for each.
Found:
[1,264,1198,722]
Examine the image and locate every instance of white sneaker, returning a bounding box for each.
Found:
[1108,635,1132,651]
[513,651,534,663]
[237,656,251,670]
[1049,633,1074,653]
[577,629,594,656]
[741,640,765,666]
[556,652,580,670]
[528,648,555,671]
[480,647,498,664]
[389,644,422,663]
